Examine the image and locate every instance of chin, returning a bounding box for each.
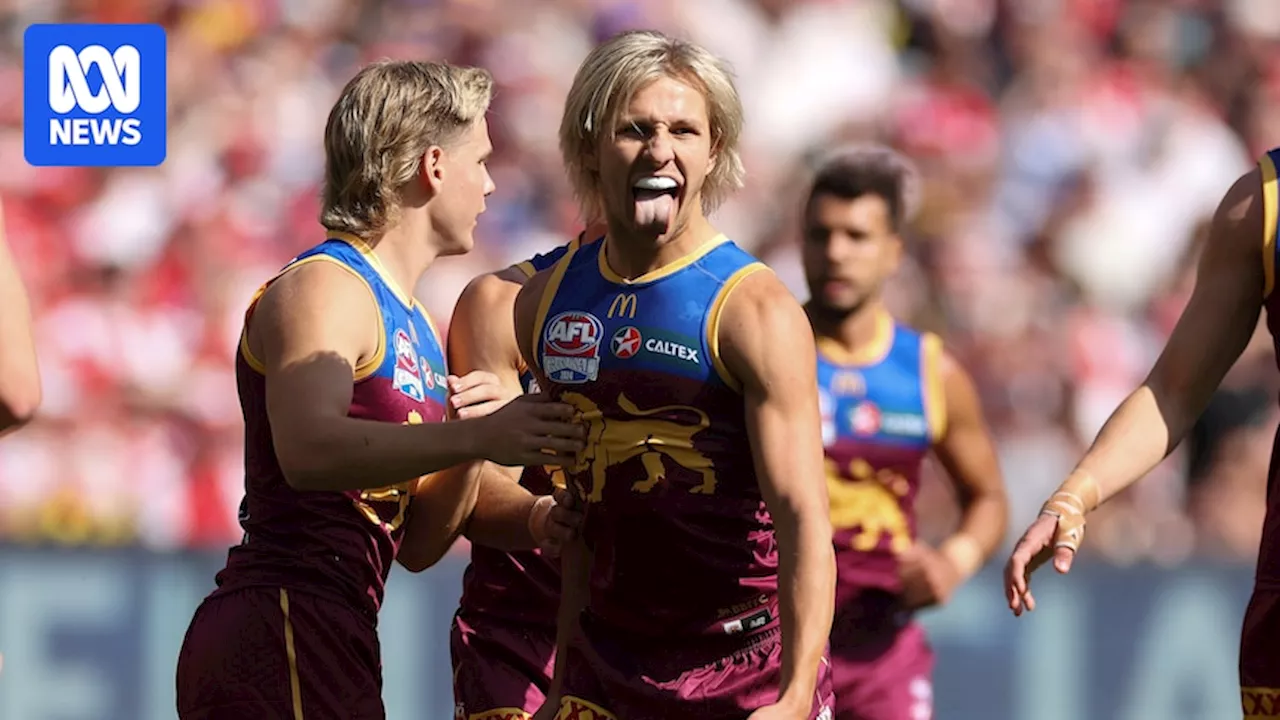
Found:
[440,232,475,257]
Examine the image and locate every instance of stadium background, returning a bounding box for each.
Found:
[0,0,1274,717]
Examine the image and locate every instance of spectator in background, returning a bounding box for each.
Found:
[0,0,1276,565]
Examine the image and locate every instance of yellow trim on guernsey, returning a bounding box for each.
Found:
[921,331,949,442]
[238,255,386,381]
[705,262,768,392]
[529,245,580,376]
[1260,153,1278,299]
[597,234,728,284]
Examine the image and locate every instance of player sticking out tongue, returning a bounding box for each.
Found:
[633,175,679,230]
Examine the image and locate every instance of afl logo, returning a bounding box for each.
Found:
[542,311,603,384]
[851,401,882,436]
[611,326,642,359]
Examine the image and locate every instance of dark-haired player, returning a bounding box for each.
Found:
[802,146,1007,720]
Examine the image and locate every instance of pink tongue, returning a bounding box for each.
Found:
[635,193,674,229]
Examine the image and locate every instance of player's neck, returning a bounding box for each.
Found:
[602,214,719,280]
[812,299,890,356]
[365,217,437,301]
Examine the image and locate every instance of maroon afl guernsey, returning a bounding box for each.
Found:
[530,236,777,642]
[214,234,448,618]
[818,312,946,644]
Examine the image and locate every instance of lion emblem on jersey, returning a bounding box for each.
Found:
[826,458,912,554]
[560,391,715,502]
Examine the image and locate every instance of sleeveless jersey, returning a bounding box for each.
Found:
[457,237,580,626]
[1255,148,1280,588]
[216,234,448,619]
[531,235,776,641]
[818,313,946,616]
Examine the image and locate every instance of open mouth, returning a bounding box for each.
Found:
[631,176,680,228]
[632,176,679,201]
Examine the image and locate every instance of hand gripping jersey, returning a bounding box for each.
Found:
[530,235,778,640]
[818,312,946,633]
[216,233,448,618]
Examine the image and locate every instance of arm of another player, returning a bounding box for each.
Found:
[514,269,590,719]
[257,261,583,493]
[901,346,1007,610]
[0,202,41,433]
[398,272,574,571]
[1006,167,1267,615]
[721,269,836,718]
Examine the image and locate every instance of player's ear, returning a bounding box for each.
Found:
[419,146,446,196]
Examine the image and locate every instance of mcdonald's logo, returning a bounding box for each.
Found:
[608,293,637,319]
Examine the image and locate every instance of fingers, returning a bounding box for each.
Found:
[532,401,576,421]
[448,371,500,394]
[454,399,506,420]
[1053,546,1076,574]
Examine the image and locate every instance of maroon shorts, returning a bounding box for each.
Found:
[450,612,556,719]
[829,623,934,720]
[176,587,384,720]
[1241,587,1280,717]
[554,620,834,720]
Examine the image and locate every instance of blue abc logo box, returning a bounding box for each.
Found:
[23,24,167,167]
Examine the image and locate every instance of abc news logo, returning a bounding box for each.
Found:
[24,24,167,167]
[48,44,143,147]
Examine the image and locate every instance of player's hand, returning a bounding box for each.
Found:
[529,488,584,557]
[447,371,520,420]
[476,394,584,467]
[1004,511,1079,616]
[898,543,961,610]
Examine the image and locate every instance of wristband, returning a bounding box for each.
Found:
[939,533,983,580]
[528,494,555,545]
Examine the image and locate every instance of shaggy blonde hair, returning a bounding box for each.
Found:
[321,60,494,238]
[559,30,745,221]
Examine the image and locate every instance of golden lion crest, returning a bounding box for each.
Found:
[561,391,715,502]
[826,458,912,554]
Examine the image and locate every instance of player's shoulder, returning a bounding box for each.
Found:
[258,250,373,313]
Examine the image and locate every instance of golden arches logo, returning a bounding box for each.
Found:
[561,391,715,502]
[607,293,637,319]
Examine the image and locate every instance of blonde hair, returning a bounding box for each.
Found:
[321,60,494,238]
[559,30,745,221]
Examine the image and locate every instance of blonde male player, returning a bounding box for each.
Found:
[518,30,835,720]
[176,61,584,720]
[1006,151,1280,719]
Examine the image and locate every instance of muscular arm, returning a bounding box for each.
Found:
[398,272,543,571]
[0,203,40,433]
[930,348,1008,578]
[1008,168,1266,610]
[255,261,489,492]
[515,269,588,707]
[721,269,835,713]
[1063,170,1263,507]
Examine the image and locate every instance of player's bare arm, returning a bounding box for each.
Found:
[721,269,836,717]
[0,202,41,433]
[1006,167,1266,615]
[515,268,590,718]
[399,272,580,570]
[252,260,584,494]
[901,348,1007,610]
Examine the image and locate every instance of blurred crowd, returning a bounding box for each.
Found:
[0,0,1276,563]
